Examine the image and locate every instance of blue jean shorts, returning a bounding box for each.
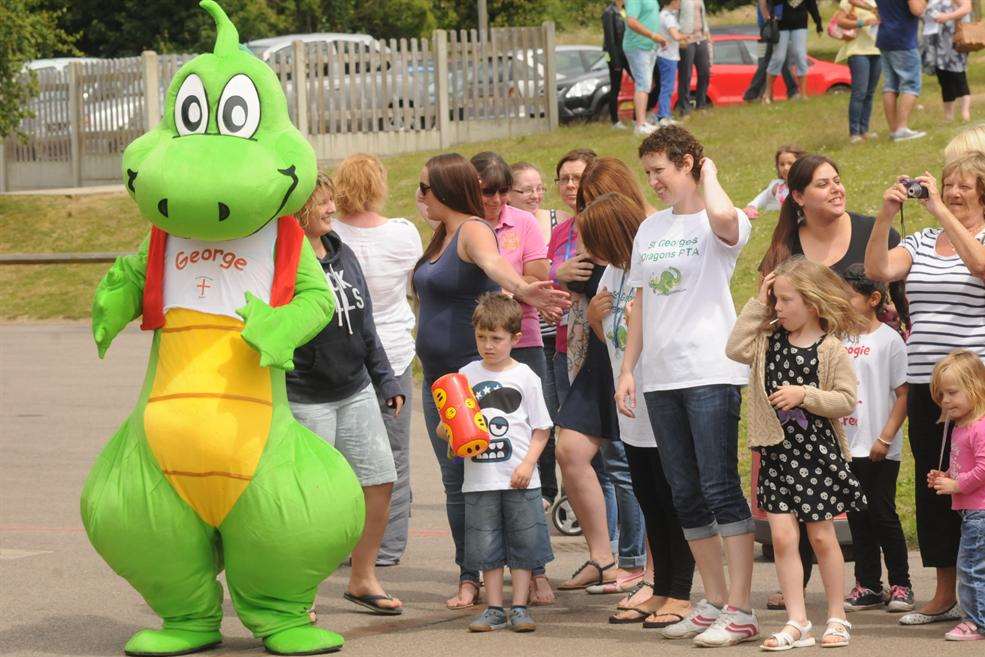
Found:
[643,384,754,541]
[464,488,555,571]
[767,28,809,76]
[625,48,657,93]
[881,48,922,96]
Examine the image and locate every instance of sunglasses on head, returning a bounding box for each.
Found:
[481,186,510,197]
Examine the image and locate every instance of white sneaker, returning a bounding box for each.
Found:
[692,604,760,647]
[891,127,926,141]
[661,599,721,639]
[658,117,679,127]
[611,121,628,130]
[634,122,659,136]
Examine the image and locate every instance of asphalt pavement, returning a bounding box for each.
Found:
[0,323,972,656]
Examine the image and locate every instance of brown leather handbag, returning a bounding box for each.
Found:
[955,20,985,53]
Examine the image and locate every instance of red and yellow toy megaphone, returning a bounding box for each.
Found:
[431,373,489,458]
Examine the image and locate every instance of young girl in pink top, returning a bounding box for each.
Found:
[928,350,985,641]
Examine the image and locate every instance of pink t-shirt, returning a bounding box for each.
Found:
[494,205,548,349]
[547,216,578,353]
[950,415,985,511]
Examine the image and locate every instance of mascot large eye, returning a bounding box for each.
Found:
[174,74,208,136]
[217,74,260,139]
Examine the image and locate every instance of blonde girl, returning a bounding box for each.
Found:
[927,351,985,641]
[726,256,867,649]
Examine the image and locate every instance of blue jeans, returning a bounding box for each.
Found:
[958,510,985,633]
[516,345,557,501]
[847,54,881,136]
[599,439,647,569]
[643,384,753,541]
[656,57,678,120]
[464,488,555,571]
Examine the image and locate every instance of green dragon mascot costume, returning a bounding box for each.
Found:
[81,2,365,654]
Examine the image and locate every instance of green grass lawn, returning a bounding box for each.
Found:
[2,32,982,545]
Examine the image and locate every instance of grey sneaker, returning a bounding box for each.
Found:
[634,122,659,137]
[509,606,536,632]
[891,127,926,141]
[661,598,721,639]
[468,606,508,632]
[887,585,915,612]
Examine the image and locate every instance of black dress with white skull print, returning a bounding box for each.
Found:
[756,331,866,521]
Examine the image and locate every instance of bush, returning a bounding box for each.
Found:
[353,0,436,40]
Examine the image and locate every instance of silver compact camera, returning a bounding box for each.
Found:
[902,178,929,199]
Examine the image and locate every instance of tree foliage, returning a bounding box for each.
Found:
[0,0,78,138]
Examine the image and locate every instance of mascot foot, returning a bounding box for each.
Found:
[124,629,222,656]
[264,626,343,655]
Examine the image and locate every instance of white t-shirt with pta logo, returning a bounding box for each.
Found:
[841,323,908,460]
[458,360,553,493]
[163,220,277,320]
[626,207,751,392]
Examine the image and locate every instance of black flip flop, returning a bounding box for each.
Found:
[609,608,651,624]
[643,612,684,629]
[557,559,616,590]
[343,591,403,616]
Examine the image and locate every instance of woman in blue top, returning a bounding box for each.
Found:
[413,153,568,610]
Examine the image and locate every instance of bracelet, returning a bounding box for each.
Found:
[877,437,893,447]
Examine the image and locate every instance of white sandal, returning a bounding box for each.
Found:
[821,617,852,648]
[761,619,815,651]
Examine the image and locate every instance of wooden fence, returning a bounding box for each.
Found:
[1,25,557,192]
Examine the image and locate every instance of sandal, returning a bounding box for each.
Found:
[642,611,686,629]
[586,569,644,595]
[617,580,652,611]
[766,591,786,610]
[557,559,615,590]
[446,580,481,610]
[343,591,403,616]
[761,619,815,651]
[609,607,651,624]
[821,618,851,648]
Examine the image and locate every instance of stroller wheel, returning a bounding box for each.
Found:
[551,495,582,536]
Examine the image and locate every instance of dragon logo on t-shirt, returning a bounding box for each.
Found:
[648,267,683,296]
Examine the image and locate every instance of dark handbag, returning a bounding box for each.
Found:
[761,17,780,44]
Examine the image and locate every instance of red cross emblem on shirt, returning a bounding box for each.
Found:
[195,276,213,298]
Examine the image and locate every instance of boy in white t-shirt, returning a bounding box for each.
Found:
[449,293,554,633]
[655,0,687,124]
[840,265,914,613]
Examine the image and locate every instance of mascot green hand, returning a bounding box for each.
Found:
[82,2,365,655]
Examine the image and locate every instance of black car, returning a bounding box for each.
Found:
[555,46,613,123]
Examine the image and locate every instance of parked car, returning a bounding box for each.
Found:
[246,33,379,67]
[617,34,852,114]
[554,45,613,122]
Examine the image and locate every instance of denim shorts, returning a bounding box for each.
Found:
[881,48,922,96]
[625,48,657,93]
[290,384,397,487]
[643,384,754,541]
[464,488,555,571]
[767,28,808,77]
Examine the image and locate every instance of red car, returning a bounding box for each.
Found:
[618,34,852,114]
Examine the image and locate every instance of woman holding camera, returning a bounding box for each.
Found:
[864,154,985,626]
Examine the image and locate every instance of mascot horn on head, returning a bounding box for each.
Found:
[82,2,365,655]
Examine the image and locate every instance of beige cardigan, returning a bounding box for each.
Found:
[725,298,858,461]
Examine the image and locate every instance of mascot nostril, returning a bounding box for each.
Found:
[87,1,359,656]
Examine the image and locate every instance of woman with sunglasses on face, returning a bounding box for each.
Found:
[414,154,569,611]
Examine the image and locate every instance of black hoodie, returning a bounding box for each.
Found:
[287,231,401,404]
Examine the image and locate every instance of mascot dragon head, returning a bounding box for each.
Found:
[122,0,316,241]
